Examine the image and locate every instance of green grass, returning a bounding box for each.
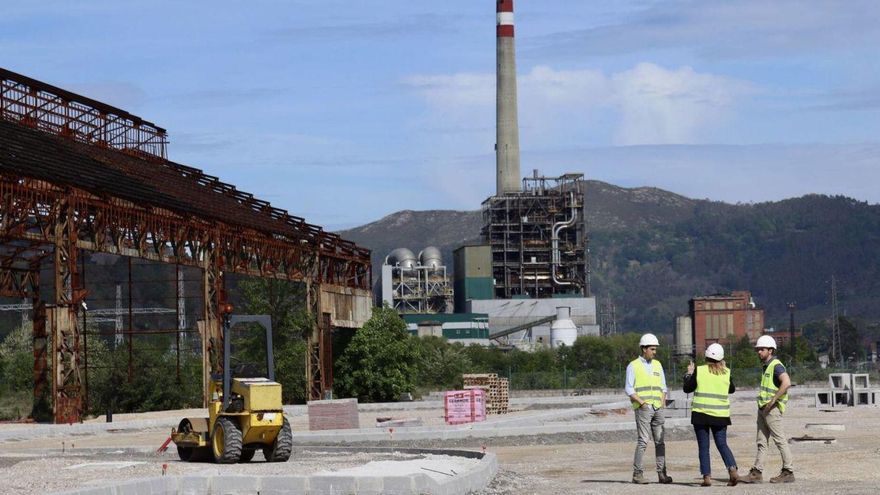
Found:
[0,389,32,421]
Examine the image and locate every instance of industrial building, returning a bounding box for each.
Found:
[385,1,597,348]
[401,313,490,346]
[676,291,765,355]
[481,171,589,299]
[379,247,453,314]
[461,0,595,347]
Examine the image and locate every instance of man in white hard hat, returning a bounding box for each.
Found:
[743,335,794,483]
[625,333,672,484]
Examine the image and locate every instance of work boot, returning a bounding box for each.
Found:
[701,475,712,487]
[770,469,795,483]
[632,471,649,484]
[658,470,673,484]
[743,467,763,483]
[727,467,739,486]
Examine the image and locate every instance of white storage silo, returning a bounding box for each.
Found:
[550,306,577,348]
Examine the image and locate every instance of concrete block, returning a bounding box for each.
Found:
[260,476,308,495]
[310,475,357,494]
[354,476,385,495]
[815,390,832,408]
[178,476,210,495]
[210,475,257,494]
[829,373,851,390]
[382,475,416,495]
[832,390,851,407]
[308,398,360,430]
[852,374,870,389]
[853,390,872,406]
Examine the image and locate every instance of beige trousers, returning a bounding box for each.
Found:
[753,406,793,472]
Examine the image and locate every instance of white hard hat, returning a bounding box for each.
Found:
[755,335,777,349]
[639,333,660,347]
[705,343,725,361]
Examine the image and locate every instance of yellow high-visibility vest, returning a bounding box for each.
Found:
[691,365,731,418]
[630,358,664,410]
[757,358,788,413]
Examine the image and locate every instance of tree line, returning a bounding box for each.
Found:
[0,277,873,420]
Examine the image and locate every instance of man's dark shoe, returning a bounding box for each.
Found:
[743,467,763,483]
[700,475,712,487]
[658,471,673,484]
[632,471,649,484]
[770,469,795,483]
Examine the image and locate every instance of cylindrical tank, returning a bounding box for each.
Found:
[385,248,417,269]
[550,306,577,348]
[675,315,693,355]
[419,246,443,270]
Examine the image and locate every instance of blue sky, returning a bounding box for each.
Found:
[3,1,878,229]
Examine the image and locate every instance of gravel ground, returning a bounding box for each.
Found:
[1,392,877,494]
[471,396,880,495]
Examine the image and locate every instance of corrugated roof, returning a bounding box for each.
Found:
[0,118,363,255]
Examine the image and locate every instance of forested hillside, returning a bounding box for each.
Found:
[341,182,880,334]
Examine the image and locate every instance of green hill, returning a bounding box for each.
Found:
[340,181,880,333]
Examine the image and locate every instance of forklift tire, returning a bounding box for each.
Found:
[263,417,292,462]
[239,448,255,463]
[177,446,194,461]
[212,417,243,463]
[176,418,210,462]
[178,446,210,462]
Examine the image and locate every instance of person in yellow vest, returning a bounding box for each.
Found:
[625,333,672,484]
[743,335,794,483]
[683,343,739,487]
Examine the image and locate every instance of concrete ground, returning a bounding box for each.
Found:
[475,394,880,495]
[0,389,876,494]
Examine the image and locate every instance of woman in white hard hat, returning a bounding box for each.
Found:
[684,343,739,487]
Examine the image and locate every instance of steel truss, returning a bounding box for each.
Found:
[481,173,588,299]
[0,69,371,422]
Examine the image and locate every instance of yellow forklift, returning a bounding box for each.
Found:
[171,306,292,463]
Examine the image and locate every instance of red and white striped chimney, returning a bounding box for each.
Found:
[496,0,521,195]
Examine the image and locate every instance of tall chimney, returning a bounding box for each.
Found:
[496,0,521,195]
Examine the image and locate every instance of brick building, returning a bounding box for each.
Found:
[689,291,764,354]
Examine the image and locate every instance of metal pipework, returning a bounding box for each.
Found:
[551,192,578,286]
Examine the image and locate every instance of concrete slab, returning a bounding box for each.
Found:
[50,448,496,495]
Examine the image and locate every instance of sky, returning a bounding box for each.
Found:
[2,1,878,229]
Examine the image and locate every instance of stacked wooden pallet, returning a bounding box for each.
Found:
[463,373,510,414]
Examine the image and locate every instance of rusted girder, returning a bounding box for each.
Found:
[1,68,167,161]
[0,68,372,422]
[0,177,370,288]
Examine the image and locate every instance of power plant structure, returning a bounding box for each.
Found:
[495,0,520,195]
[379,247,453,314]
[459,0,596,345]
[484,0,590,299]
[482,170,588,299]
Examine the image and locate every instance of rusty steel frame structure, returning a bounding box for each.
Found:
[0,68,371,422]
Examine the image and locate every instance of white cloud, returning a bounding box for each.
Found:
[532,0,880,59]
[611,63,755,145]
[403,62,753,146]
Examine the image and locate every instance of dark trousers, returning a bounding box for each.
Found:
[694,424,737,476]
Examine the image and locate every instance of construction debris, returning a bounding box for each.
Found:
[789,435,836,444]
